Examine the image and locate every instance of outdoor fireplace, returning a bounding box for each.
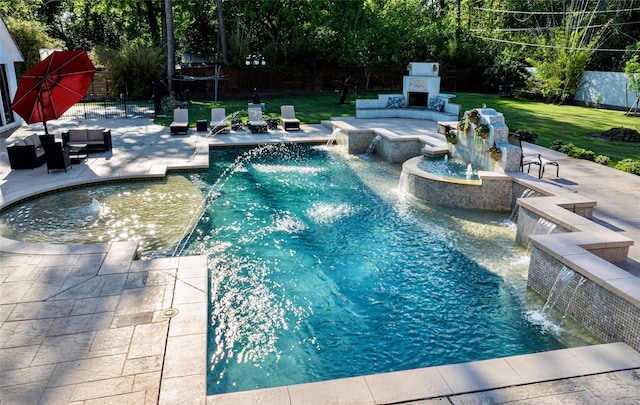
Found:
[403,63,441,108]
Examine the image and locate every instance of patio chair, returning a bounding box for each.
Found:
[43,141,72,173]
[508,133,559,178]
[248,107,268,134]
[280,105,300,131]
[170,108,189,135]
[209,108,229,134]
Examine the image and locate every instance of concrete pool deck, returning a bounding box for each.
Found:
[1,116,640,404]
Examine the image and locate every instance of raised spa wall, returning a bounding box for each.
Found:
[332,116,640,354]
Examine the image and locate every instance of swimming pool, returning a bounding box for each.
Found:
[0,143,595,395]
[177,144,591,395]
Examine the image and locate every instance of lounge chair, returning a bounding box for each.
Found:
[248,107,268,134]
[280,105,300,131]
[170,108,189,135]
[209,108,229,134]
[508,133,559,178]
[43,142,72,173]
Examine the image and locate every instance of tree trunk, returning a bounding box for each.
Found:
[216,0,229,66]
[165,0,176,94]
[142,0,160,48]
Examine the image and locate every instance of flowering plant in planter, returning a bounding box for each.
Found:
[475,123,490,139]
[487,142,502,160]
[467,109,480,124]
[446,130,457,144]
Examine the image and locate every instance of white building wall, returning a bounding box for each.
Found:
[0,15,24,132]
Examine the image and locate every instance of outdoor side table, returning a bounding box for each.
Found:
[68,143,88,163]
[196,120,207,132]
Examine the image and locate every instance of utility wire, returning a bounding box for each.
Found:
[475,6,640,16]
[471,35,640,52]
[471,20,640,32]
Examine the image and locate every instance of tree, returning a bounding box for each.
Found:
[217,0,229,65]
[164,0,176,94]
[624,54,640,115]
[5,17,65,75]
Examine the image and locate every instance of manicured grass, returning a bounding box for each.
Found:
[156,92,640,165]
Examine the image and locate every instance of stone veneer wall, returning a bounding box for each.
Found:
[529,247,640,352]
[515,206,570,246]
[402,157,513,211]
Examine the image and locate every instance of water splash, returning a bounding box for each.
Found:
[526,267,584,335]
[172,144,291,256]
[465,163,473,179]
[509,188,536,222]
[327,127,342,147]
[365,135,382,156]
[91,198,100,214]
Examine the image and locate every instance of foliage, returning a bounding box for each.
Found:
[615,158,640,175]
[92,43,166,98]
[5,16,65,76]
[595,155,611,166]
[524,1,608,104]
[550,140,595,161]
[483,58,529,96]
[624,55,640,100]
[160,96,179,116]
[475,123,490,138]
[513,129,538,144]
[333,75,357,104]
[446,130,457,142]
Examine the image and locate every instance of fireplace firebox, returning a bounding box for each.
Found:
[408,92,429,108]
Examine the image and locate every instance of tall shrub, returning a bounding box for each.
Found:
[93,43,166,99]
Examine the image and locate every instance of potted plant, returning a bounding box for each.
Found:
[446,130,458,144]
[467,109,480,125]
[487,142,502,160]
[475,123,490,139]
[458,118,470,134]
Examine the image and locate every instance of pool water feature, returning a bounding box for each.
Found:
[417,156,479,180]
[177,144,595,395]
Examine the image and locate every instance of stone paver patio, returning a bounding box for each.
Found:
[1,116,640,404]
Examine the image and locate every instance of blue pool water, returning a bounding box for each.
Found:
[0,143,594,395]
[417,156,479,180]
[178,144,570,395]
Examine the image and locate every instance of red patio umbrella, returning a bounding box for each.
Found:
[11,50,96,135]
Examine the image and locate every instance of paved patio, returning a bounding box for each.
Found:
[1,116,640,404]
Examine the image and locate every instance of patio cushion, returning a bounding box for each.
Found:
[68,129,87,142]
[87,129,105,141]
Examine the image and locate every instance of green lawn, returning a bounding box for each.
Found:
[156,92,640,165]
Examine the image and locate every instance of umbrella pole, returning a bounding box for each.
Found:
[38,98,49,135]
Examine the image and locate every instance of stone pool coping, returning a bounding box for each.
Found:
[2,116,640,404]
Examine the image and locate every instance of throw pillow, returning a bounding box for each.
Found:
[386,96,406,109]
[428,97,445,112]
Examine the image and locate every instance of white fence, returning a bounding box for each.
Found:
[574,71,637,110]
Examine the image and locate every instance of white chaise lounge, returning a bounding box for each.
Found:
[170,108,189,135]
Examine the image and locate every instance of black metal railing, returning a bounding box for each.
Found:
[58,96,154,122]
